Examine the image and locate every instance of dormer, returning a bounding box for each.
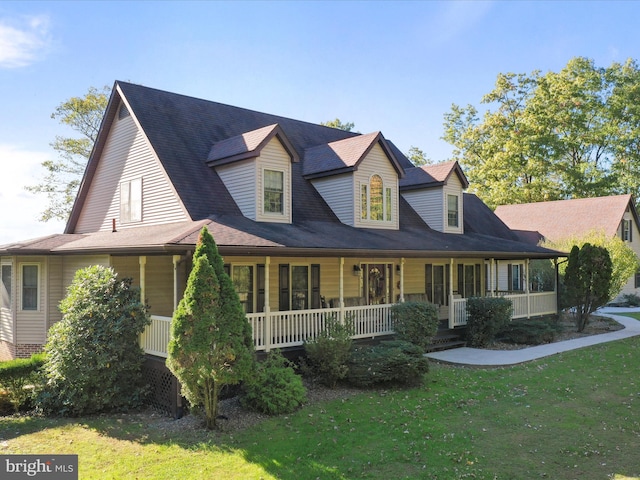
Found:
[400,161,469,234]
[207,124,299,224]
[303,132,404,230]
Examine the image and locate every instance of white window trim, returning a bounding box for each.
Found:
[447,194,459,228]
[20,263,39,312]
[1,262,12,310]
[361,174,394,224]
[120,178,143,224]
[261,167,287,217]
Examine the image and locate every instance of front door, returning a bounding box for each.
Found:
[362,263,392,305]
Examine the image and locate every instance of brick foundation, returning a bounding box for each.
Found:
[0,342,43,360]
[15,344,43,359]
[0,340,16,361]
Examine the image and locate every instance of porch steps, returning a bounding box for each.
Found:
[425,332,466,353]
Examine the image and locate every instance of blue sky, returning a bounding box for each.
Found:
[1,0,639,244]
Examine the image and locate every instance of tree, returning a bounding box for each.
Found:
[563,243,613,332]
[443,57,640,209]
[39,265,150,415]
[26,85,110,221]
[166,227,254,429]
[320,118,356,132]
[406,146,431,166]
[543,230,639,302]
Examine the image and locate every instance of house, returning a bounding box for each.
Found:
[494,194,640,300]
[0,81,562,361]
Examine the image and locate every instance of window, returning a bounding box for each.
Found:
[457,263,481,297]
[361,175,393,222]
[1,264,11,309]
[291,266,309,310]
[120,178,142,223]
[622,219,633,242]
[232,265,254,313]
[447,194,459,228]
[508,263,524,291]
[263,169,284,214]
[279,264,321,311]
[426,264,449,306]
[22,265,38,311]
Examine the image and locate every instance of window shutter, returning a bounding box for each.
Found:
[445,264,450,305]
[311,264,321,309]
[631,220,633,242]
[507,264,513,292]
[223,264,231,276]
[475,264,481,295]
[279,264,289,311]
[425,264,433,303]
[457,264,463,296]
[257,264,265,312]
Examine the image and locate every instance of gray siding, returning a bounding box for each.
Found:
[74,110,188,233]
[217,160,257,220]
[311,174,354,226]
[402,188,444,231]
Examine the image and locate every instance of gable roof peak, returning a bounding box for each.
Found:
[206,123,299,166]
[303,131,403,179]
[400,160,469,190]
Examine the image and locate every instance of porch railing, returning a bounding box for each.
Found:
[142,292,557,358]
[449,291,557,328]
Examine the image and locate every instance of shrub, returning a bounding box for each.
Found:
[347,340,429,388]
[391,301,439,351]
[38,266,150,416]
[564,243,613,332]
[620,293,640,307]
[303,315,352,388]
[242,350,306,415]
[0,354,46,412]
[465,297,513,347]
[498,317,562,345]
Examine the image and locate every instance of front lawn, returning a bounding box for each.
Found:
[2,337,640,479]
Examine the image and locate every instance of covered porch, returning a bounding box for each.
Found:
[139,255,559,357]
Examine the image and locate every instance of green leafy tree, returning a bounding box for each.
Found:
[167,227,254,429]
[39,265,149,415]
[544,230,639,301]
[320,118,356,132]
[564,243,613,332]
[443,57,640,208]
[26,85,110,221]
[406,146,431,166]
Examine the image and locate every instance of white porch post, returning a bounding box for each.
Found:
[339,257,345,324]
[264,256,271,352]
[172,255,181,311]
[139,256,147,304]
[526,259,531,318]
[490,258,496,297]
[399,257,405,303]
[449,258,455,329]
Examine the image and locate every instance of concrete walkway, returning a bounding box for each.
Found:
[425,307,640,367]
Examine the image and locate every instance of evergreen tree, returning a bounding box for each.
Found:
[167,227,254,429]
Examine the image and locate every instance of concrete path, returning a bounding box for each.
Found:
[425,307,640,367]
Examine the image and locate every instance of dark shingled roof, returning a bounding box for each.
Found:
[43,81,562,259]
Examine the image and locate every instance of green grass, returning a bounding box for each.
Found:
[3,338,640,479]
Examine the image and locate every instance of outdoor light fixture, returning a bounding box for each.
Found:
[353,265,361,276]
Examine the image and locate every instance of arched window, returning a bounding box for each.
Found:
[361,174,392,222]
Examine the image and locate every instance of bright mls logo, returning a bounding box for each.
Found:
[1,455,78,479]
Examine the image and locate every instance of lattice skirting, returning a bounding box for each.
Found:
[142,355,183,418]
